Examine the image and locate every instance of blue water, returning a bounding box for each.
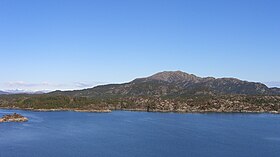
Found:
[0,110,280,157]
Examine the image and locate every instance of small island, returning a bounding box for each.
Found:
[0,113,28,123]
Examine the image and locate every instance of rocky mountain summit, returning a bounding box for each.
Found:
[133,71,275,95]
[139,71,201,83]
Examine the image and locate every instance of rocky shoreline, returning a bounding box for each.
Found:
[0,113,28,123]
[27,108,112,113]
[0,107,279,114]
[121,109,280,114]
[0,107,112,113]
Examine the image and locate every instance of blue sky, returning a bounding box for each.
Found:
[0,0,279,91]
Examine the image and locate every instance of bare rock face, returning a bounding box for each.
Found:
[0,113,28,123]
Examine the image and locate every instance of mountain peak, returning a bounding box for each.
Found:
[146,71,201,83]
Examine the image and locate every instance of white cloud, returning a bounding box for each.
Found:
[74,82,94,88]
[0,81,107,91]
[74,81,108,88]
[264,81,280,88]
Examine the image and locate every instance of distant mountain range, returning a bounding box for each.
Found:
[51,71,280,97]
[0,91,9,95]
[0,90,49,95]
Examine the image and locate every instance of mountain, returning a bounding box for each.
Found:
[270,87,280,94]
[0,90,50,95]
[51,71,279,98]
[1,71,280,113]
[0,91,9,95]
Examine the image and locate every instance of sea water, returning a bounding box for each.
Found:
[0,109,280,157]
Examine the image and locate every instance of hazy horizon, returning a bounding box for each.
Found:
[1,0,279,91]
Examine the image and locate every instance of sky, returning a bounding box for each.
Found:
[0,0,279,91]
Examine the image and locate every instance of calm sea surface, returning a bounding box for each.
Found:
[0,109,280,157]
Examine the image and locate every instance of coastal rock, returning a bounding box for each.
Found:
[0,113,28,123]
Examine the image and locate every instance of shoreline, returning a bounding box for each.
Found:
[0,107,279,114]
[120,109,279,114]
[0,107,112,113]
